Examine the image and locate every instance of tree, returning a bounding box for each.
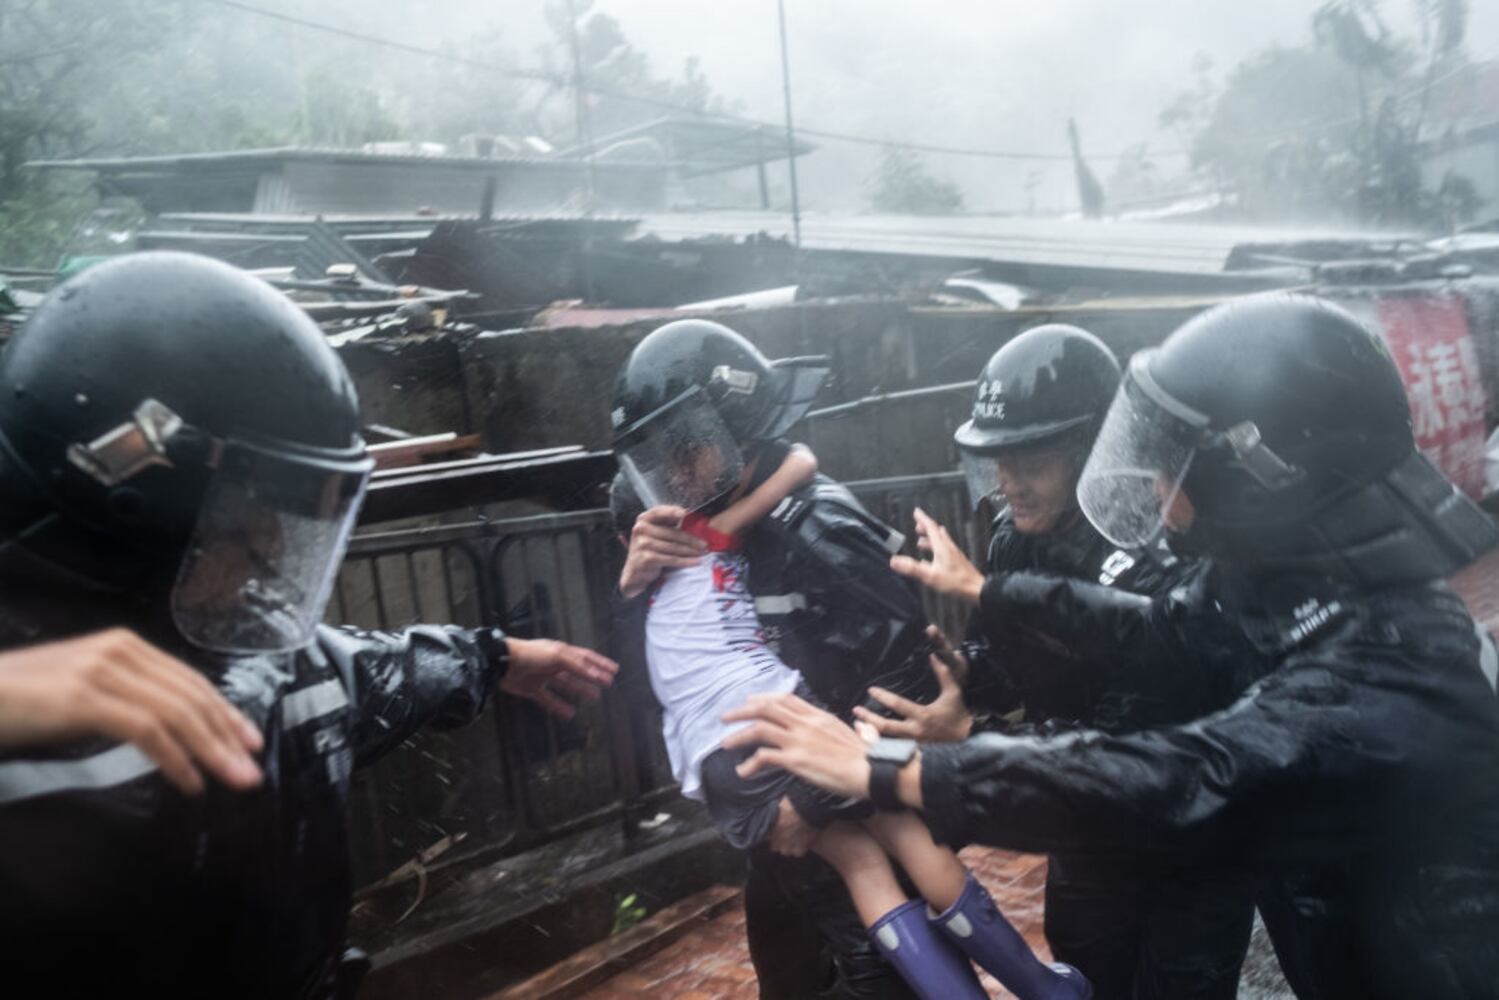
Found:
[0,1,180,197]
[377,28,530,146]
[1158,1,1475,228]
[1412,0,1468,132]
[0,1,184,266]
[535,0,738,146]
[1170,45,1365,220]
[866,148,965,215]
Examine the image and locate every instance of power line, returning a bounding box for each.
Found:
[200,0,1490,167]
[205,0,560,85]
[198,0,1147,163]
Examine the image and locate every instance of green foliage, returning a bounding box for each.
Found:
[0,170,144,271]
[537,0,740,145]
[866,148,965,216]
[1160,0,1479,228]
[296,71,401,148]
[1312,1,1402,77]
[610,892,647,936]
[0,1,181,197]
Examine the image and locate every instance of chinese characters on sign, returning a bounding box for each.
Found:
[1375,294,1488,499]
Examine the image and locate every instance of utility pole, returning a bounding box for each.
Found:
[564,0,597,302]
[776,0,803,247]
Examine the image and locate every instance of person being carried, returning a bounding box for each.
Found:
[611,443,1091,1000]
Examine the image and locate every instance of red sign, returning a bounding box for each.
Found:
[1356,293,1488,498]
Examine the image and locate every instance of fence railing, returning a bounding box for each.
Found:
[338,473,977,887]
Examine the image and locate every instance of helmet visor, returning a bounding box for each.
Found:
[960,450,1002,511]
[755,356,831,440]
[172,440,371,653]
[615,387,745,512]
[959,440,1083,521]
[1078,364,1203,548]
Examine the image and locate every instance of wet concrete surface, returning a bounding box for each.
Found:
[576,848,1294,999]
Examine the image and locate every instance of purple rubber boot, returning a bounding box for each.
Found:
[931,873,1093,999]
[868,898,988,1000]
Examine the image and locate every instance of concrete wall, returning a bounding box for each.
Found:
[342,283,1499,490]
[340,298,1221,489]
[340,336,473,439]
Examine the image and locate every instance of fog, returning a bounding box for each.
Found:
[274,0,1499,212]
[4,0,1498,263]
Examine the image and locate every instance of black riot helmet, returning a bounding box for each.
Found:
[1078,293,1498,584]
[954,324,1121,511]
[611,319,828,510]
[0,251,373,653]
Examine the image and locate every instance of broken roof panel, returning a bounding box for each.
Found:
[636,210,1416,280]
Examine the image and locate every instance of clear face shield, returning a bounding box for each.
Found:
[958,438,1088,536]
[66,399,372,654]
[615,387,745,512]
[959,450,1004,511]
[172,441,371,654]
[1077,359,1206,549]
[959,443,1079,512]
[759,357,832,439]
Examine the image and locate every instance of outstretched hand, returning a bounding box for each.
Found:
[888,508,984,605]
[853,626,973,742]
[721,692,872,800]
[501,637,619,719]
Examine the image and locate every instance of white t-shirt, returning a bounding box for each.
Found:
[645,550,802,800]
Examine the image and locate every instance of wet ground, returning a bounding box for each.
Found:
[575,848,1049,1000]
[572,848,1292,1000]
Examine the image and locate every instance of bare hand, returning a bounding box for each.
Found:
[619,505,706,599]
[501,637,619,719]
[854,627,973,742]
[888,507,984,605]
[721,693,872,800]
[0,629,264,796]
[768,795,817,857]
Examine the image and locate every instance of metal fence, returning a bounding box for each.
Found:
[338,473,978,887]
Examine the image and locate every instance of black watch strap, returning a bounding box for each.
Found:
[868,758,905,811]
[479,628,511,683]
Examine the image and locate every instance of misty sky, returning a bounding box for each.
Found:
[243,0,1499,212]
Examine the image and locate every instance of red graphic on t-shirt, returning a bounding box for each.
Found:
[712,560,741,594]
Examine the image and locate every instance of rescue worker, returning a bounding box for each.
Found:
[866,325,1254,999]
[611,318,937,999]
[724,294,1499,1000]
[0,252,618,998]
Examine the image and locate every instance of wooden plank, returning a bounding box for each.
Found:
[371,444,582,480]
[484,885,742,1000]
[368,432,483,470]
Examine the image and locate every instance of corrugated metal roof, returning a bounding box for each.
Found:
[635,210,1414,276]
[28,146,663,173]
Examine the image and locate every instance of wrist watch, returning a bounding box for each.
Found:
[478,628,512,683]
[866,737,917,811]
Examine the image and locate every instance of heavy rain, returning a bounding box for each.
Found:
[2,2,1498,998]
